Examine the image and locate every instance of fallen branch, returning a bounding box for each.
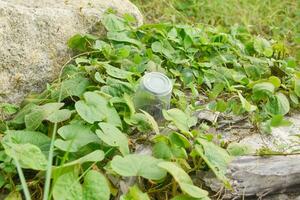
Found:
[204,155,300,199]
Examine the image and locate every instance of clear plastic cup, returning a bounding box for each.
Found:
[133,72,172,120]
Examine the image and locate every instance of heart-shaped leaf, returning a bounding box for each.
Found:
[96,122,129,156]
[55,124,99,152]
[83,170,110,200]
[163,108,197,134]
[111,154,166,180]
[75,91,121,127]
[3,142,47,170]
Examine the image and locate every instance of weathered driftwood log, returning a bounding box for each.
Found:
[204,155,300,199]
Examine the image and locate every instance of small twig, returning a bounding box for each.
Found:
[171,179,177,197]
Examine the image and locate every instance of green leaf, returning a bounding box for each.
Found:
[102,78,134,97]
[83,170,110,200]
[195,138,232,188]
[181,68,194,86]
[172,194,210,200]
[75,94,104,119]
[55,124,99,152]
[253,37,273,57]
[102,13,126,32]
[24,110,44,130]
[209,82,224,99]
[111,154,166,180]
[107,32,142,48]
[290,92,299,105]
[3,130,50,155]
[24,103,64,130]
[227,142,253,156]
[93,40,110,51]
[4,191,22,200]
[0,103,19,115]
[151,41,163,53]
[162,108,197,134]
[46,109,72,123]
[124,93,136,117]
[180,183,209,199]
[2,142,47,170]
[158,162,208,198]
[294,78,300,97]
[67,34,88,51]
[104,63,133,80]
[96,122,129,156]
[75,91,121,127]
[151,40,175,59]
[10,103,37,124]
[75,57,90,65]
[120,185,150,200]
[253,82,275,95]
[215,100,227,112]
[95,72,106,83]
[140,110,160,135]
[125,113,152,132]
[51,75,90,100]
[270,115,292,127]
[153,141,173,160]
[268,76,281,88]
[287,57,297,68]
[252,82,275,101]
[67,34,97,51]
[266,92,290,115]
[53,167,82,200]
[56,150,105,169]
[0,175,5,188]
[238,92,257,112]
[169,132,191,148]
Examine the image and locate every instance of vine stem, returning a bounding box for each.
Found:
[42,50,100,200]
[14,157,32,200]
[171,179,177,197]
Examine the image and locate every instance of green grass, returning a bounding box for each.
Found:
[132,0,300,60]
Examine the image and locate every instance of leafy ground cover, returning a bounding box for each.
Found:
[0,11,299,200]
[132,0,300,62]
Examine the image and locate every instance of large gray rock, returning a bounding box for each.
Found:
[0,0,143,104]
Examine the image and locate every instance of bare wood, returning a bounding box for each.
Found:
[204,155,300,198]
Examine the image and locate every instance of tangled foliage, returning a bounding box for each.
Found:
[0,12,299,199]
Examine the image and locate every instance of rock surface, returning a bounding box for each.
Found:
[0,0,142,104]
[218,113,300,154]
